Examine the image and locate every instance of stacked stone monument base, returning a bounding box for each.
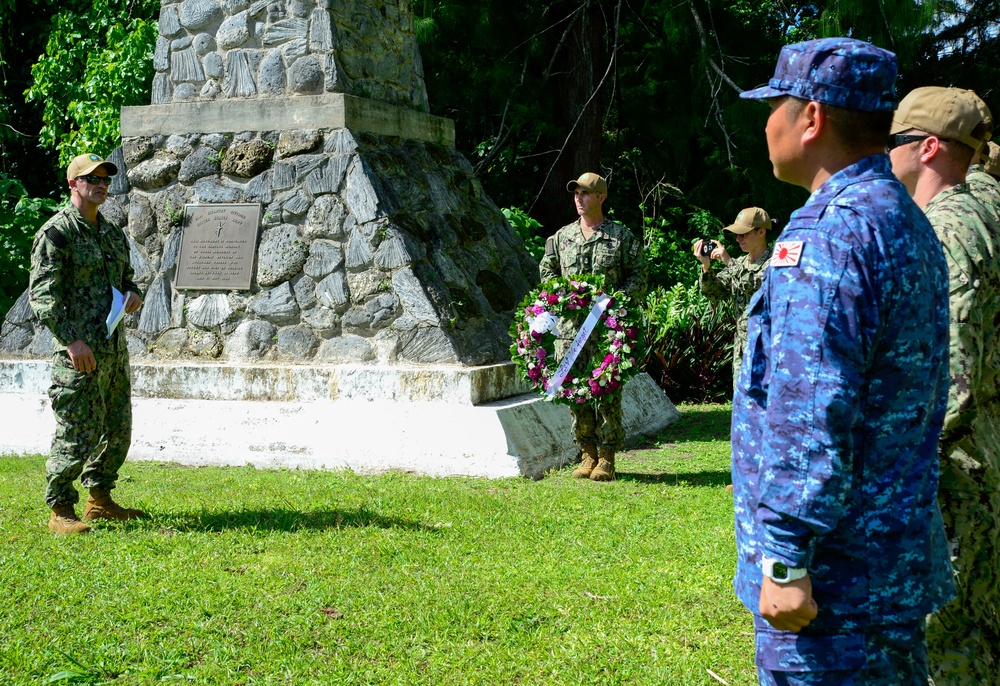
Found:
[0,360,679,479]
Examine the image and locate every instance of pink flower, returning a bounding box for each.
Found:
[546,293,560,305]
[531,304,546,316]
[603,353,615,365]
[527,367,542,381]
[575,397,587,404]
[535,348,547,360]
[605,316,618,329]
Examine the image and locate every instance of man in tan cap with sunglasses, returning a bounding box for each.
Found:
[29,153,146,534]
[888,87,1000,685]
[539,172,646,482]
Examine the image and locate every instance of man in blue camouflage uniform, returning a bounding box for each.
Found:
[734,39,955,684]
[29,153,146,535]
[538,173,647,481]
[888,86,1000,686]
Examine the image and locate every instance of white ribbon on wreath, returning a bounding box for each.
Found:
[545,294,612,398]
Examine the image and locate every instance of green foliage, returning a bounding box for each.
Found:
[644,284,736,403]
[24,0,158,166]
[0,176,62,316]
[502,207,546,261]
[0,428,754,684]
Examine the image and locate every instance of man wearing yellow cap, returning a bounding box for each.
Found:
[29,153,146,534]
[539,172,646,481]
[888,86,1000,685]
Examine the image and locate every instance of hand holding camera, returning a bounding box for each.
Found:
[699,239,715,257]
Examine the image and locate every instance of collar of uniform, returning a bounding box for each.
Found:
[579,217,612,237]
[808,153,891,206]
[924,182,974,214]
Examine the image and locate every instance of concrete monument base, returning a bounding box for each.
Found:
[0,360,679,479]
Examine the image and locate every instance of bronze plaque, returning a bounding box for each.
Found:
[175,204,261,290]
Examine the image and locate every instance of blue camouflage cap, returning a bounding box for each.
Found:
[740,38,898,112]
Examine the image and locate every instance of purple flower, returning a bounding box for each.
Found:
[605,317,619,329]
[527,367,542,381]
[603,353,615,365]
[546,293,560,305]
[626,327,639,340]
[531,304,546,316]
[535,348,547,360]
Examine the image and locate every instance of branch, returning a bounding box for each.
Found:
[528,0,623,214]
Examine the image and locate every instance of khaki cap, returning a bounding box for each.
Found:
[891,87,993,151]
[566,172,608,195]
[724,207,772,235]
[67,153,118,182]
[985,141,1000,177]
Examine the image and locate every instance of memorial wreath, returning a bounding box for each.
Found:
[509,274,642,405]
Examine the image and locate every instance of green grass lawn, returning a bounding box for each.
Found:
[0,403,755,685]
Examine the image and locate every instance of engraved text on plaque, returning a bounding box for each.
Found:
[175,204,262,290]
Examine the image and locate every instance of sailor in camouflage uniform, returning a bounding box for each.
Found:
[888,86,1000,686]
[538,172,647,481]
[694,206,775,384]
[735,39,955,683]
[29,153,146,535]
[967,140,1000,226]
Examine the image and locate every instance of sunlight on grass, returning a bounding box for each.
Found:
[0,403,754,685]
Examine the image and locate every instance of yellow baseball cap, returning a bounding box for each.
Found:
[890,87,993,151]
[566,172,608,194]
[724,207,772,234]
[67,153,118,182]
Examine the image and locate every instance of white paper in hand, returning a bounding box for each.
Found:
[106,286,127,339]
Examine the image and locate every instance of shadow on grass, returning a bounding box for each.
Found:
[155,506,434,533]
[617,469,731,487]
[633,405,732,446]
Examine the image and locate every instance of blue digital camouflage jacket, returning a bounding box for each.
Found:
[731,154,956,630]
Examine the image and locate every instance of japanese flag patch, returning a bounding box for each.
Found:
[772,241,804,267]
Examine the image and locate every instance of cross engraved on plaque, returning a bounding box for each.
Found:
[174,204,262,291]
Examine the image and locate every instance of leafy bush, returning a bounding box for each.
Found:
[0,176,62,317]
[503,207,545,261]
[25,0,159,167]
[643,283,736,403]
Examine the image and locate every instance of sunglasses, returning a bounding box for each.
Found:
[886,134,951,151]
[76,174,112,186]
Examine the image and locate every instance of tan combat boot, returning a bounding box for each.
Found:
[83,488,147,521]
[572,444,600,479]
[590,446,616,482]
[49,503,92,535]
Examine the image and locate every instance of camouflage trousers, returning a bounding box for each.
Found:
[754,615,929,685]
[569,392,624,450]
[45,349,133,507]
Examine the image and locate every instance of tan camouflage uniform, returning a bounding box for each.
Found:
[698,247,771,382]
[923,183,1000,686]
[29,204,141,508]
[539,218,646,449]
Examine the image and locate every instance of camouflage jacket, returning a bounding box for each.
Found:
[732,154,955,628]
[29,204,140,354]
[967,164,1000,227]
[925,184,1000,487]
[699,248,772,366]
[539,218,647,303]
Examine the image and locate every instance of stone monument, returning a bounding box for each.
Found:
[0,0,678,477]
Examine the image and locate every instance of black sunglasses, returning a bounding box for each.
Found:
[76,174,112,186]
[886,134,951,151]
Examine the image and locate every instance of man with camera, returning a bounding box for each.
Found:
[694,206,775,383]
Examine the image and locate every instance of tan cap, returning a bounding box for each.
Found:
[890,87,993,151]
[985,141,1000,177]
[67,153,118,182]
[566,172,607,195]
[724,207,772,235]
